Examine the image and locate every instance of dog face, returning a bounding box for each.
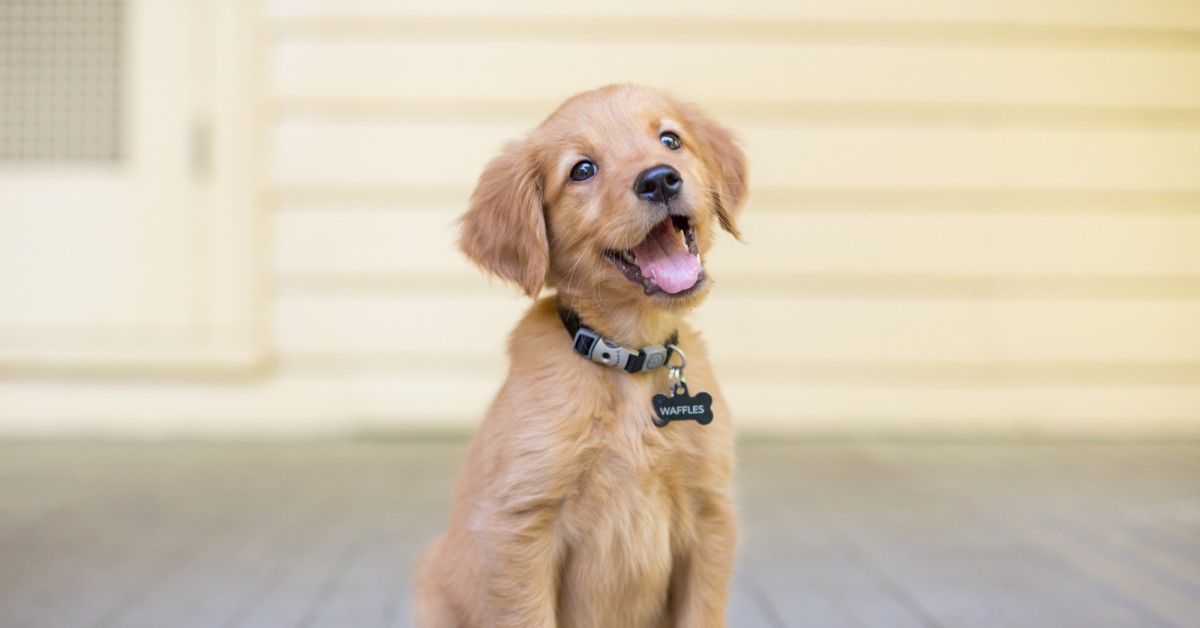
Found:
[460,85,747,311]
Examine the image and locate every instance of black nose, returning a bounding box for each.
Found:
[633,165,683,204]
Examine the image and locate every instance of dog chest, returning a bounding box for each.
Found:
[556,445,686,624]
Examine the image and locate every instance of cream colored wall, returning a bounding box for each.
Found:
[2,0,1199,438]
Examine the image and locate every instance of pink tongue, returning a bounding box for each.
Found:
[633,219,702,294]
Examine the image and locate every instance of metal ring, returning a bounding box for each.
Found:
[666,365,685,396]
[667,365,681,386]
[665,344,687,370]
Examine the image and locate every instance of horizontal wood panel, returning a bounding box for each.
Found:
[696,297,1200,363]
[723,383,1200,430]
[3,375,1197,435]
[271,42,1200,109]
[266,0,1200,31]
[275,293,1200,364]
[0,373,501,435]
[721,212,1200,281]
[276,292,530,360]
[274,205,1200,279]
[272,120,1200,190]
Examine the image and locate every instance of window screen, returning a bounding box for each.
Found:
[0,0,124,162]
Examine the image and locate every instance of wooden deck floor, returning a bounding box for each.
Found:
[1,442,1198,627]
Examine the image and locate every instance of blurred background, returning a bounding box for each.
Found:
[3,0,1198,440]
[3,2,1200,627]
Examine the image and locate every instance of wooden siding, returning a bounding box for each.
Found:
[259,0,1200,434]
[3,0,1199,436]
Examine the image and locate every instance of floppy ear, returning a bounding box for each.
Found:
[458,139,548,297]
[680,103,749,239]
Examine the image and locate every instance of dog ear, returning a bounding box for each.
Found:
[680,103,748,239]
[458,139,548,297]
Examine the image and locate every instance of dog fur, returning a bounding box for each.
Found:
[414,85,748,628]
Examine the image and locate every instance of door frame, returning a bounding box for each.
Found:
[0,0,264,375]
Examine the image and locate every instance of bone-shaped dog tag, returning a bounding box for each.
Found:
[652,382,714,427]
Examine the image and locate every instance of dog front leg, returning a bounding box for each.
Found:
[483,508,565,628]
[671,492,738,628]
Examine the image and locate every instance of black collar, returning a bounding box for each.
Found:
[557,300,678,373]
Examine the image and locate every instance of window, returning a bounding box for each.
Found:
[1,0,124,162]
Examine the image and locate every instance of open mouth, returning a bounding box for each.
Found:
[604,215,705,296]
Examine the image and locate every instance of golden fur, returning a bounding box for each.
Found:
[414,85,748,628]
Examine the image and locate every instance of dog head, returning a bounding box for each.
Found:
[460,85,747,311]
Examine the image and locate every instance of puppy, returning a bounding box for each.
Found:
[414,85,747,628]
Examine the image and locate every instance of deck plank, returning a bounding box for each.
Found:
[1,442,1197,627]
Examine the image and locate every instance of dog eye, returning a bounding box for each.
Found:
[569,160,597,181]
[659,132,683,150]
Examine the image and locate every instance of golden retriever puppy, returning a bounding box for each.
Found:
[414,84,748,628]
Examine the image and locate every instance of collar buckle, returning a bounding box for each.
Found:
[572,328,634,370]
[571,328,669,373]
[560,300,677,373]
[589,337,634,370]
